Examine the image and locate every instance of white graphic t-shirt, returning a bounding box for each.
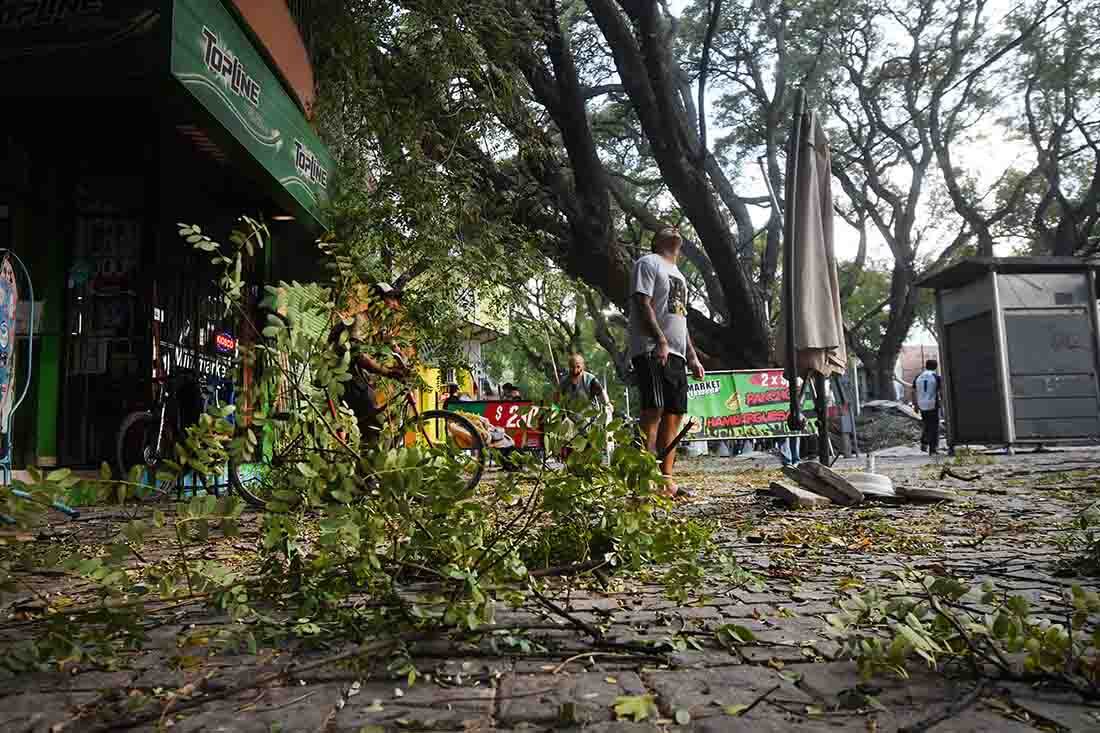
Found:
[629,254,688,360]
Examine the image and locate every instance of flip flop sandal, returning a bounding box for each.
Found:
[673,487,696,499]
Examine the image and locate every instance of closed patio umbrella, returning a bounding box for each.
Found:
[775,90,847,463]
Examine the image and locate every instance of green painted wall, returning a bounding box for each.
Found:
[32,172,66,467]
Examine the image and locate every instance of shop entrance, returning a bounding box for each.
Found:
[62,175,148,465]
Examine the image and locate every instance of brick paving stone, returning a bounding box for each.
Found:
[734,592,789,605]
[642,665,813,720]
[791,661,974,723]
[0,669,134,697]
[0,691,99,732]
[1002,683,1100,732]
[426,658,511,681]
[667,649,739,667]
[162,683,345,733]
[131,665,200,690]
[568,598,622,612]
[786,601,839,616]
[897,710,1045,732]
[715,602,776,618]
[334,679,495,731]
[496,671,646,726]
[675,606,722,620]
[512,659,649,675]
[612,610,661,625]
[737,645,817,664]
[692,711,857,732]
[558,722,662,732]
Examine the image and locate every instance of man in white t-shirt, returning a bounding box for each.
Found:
[628,226,706,496]
[912,359,942,455]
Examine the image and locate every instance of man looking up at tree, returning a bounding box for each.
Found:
[629,226,705,497]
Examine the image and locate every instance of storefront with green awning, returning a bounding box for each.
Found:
[0,0,334,469]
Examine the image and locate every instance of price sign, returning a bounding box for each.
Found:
[748,370,789,388]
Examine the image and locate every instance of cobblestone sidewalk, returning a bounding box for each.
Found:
[3,449,1100,731]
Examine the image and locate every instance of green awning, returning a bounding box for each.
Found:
[170,0,333,230]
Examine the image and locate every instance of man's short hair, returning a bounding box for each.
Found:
[926,359,938,370]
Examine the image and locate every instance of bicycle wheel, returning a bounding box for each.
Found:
[405,409,486,491]
[228,418,311,509]
[116,411,178,501]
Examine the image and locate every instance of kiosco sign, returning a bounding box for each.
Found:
[170,0,333,228]
[686,370,817,441]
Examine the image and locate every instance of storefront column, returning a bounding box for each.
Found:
[33,169,65,468]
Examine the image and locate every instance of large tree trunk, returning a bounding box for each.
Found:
[871,359,897,401]
[586,0,771,367]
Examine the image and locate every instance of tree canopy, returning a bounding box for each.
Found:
[306,0,1099,396]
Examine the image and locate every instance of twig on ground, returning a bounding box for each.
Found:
[551,651,644,674]
[941,467,981,482]
[237,688,317,713]
[528,585,603,640]
[742,683,781,715]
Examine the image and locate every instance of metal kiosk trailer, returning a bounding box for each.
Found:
[915,257,1100,454]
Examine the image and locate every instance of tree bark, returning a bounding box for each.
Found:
[587,0,770,366]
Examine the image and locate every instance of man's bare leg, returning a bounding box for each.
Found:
[640,407,663,455]
[657,412,683,492]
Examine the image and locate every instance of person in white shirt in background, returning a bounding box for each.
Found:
[913,359,943,455]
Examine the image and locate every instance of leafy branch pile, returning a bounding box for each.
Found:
[1057,501,1100,577]
[826,569,1100,697]
[0,218,713,685]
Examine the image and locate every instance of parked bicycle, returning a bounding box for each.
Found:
[115,350,232,500]
[227,313,487,509]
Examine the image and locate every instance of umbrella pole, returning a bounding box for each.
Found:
[782,89,806,434]
[814,372,834,465]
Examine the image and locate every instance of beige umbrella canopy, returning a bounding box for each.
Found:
[775,107,847,377]
[767,91,849,464]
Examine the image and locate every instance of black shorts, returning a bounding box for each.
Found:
[632,353,688,414]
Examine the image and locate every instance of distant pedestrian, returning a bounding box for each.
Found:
[554,354,609,411]
[913,359,942,455]
[779,436,801,466]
